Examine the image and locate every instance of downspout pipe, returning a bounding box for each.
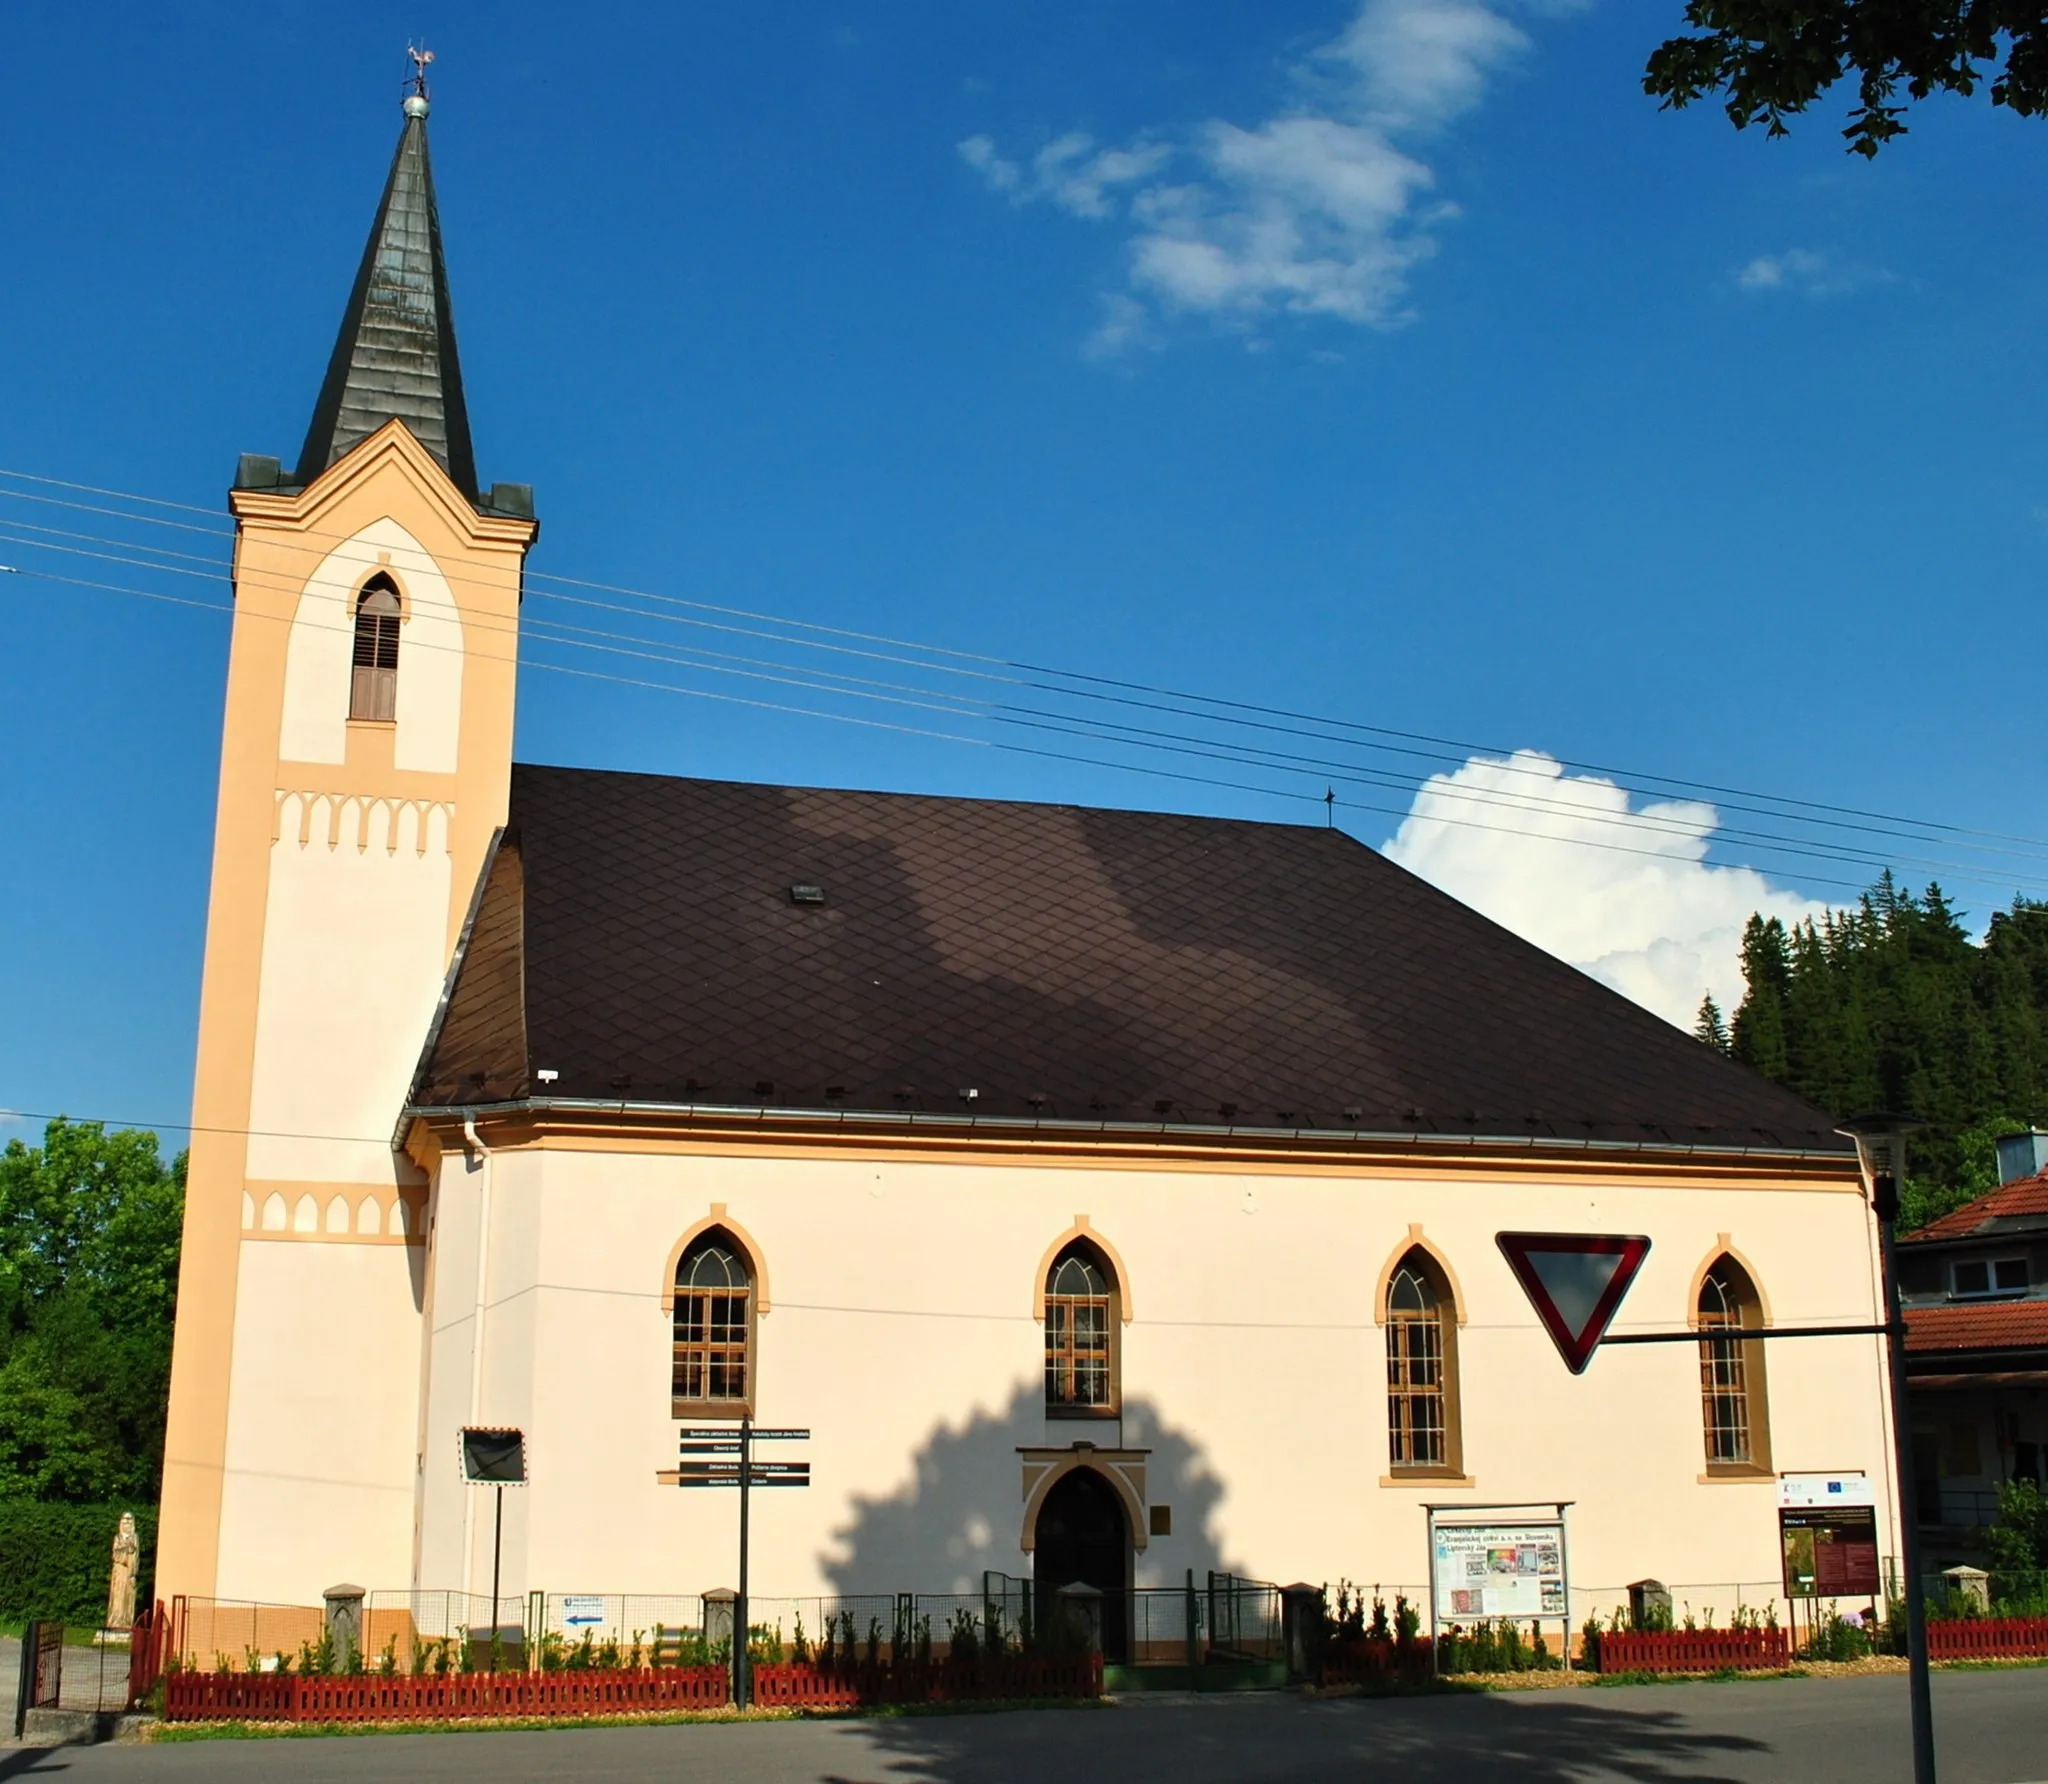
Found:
[461,1116,492,1602]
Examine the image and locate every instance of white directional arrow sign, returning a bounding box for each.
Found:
[1495,1233,1652,1374]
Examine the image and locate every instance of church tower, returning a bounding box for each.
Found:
[157,75,537,1604]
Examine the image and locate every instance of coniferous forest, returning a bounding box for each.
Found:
[1700,876,2048,1230]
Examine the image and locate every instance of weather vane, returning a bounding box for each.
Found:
[406,42,435,101]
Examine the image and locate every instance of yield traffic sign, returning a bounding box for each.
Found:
[1496,1232,1651,1374]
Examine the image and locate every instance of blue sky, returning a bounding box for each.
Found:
[3,1,2045,1141]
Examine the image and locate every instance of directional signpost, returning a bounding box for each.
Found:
[674,1419,809,1704]
[459,1427,527,1660]
[1495,1233,1652,1374]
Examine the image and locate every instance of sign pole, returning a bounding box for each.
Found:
[1878,1210,1937,1784]
[491,1483,505,1660]
[1557,1502,1572,1674]
[1839,1115,1936,1784]
[735,1415,752,1707]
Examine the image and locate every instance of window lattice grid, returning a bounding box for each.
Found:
[672,1241,752,1407]
[1386,1309,1447,1468]
[1044,1294,1112,1408]
[1698,1272,1752,1465]
[1044,1247,1114,1410]
[672,1289,750,1403]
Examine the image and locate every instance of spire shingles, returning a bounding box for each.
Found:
[296,99,477,499]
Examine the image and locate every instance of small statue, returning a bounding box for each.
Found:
[105,1513,139,1633]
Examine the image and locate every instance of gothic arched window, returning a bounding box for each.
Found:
[1045,1243,1117,1416]
[672,1238,753,1416]
[1699,1258,1771,1472]
[350,575,401,721]
[1386,1249,1462,1473]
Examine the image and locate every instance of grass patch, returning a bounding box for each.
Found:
[150,1697,1109,1742]
[1310,1677,1487,1699]
[1590,1668,1809,1688]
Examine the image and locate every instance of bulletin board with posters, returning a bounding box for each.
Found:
[1427,1507,1572,1632]
[1778,1473,1880,1599]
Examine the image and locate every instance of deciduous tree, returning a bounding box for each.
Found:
[1647,3,2048,155]
[0,1120,184,1501]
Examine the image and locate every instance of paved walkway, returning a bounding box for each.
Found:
[0,1669,2040,1781]
[0,1637,136,1727]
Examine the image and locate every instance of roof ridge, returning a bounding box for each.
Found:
[1903,1167,2048,1240]
[508,759,1357,839]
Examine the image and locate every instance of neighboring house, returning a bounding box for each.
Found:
[1899,1135,2048,1565]
[155,86,1898,1642]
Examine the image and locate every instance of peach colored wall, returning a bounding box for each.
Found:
[400,1142,1894,1623]
[161,423,533,1603]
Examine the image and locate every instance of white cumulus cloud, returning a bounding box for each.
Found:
[959,0,1532,347]
[1737,248,1895,298]
[1382,750,1829,1031]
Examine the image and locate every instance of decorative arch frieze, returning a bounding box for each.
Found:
[272,789,453,857]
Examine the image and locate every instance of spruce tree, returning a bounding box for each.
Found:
[1694,995,1730,1053]
[1730,915,1791,1080]
[1728,881,2048,1228]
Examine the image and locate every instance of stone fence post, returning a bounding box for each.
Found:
[1281,1583,1326,1683]
[322,1584,365,1671]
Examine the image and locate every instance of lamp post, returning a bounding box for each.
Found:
[1838,1113,1935,1784]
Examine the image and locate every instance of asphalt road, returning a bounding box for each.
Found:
[2,1671,2043,1783]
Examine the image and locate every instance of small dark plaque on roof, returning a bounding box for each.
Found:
[789,884,826,905]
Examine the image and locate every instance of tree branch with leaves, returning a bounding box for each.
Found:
[1647,3,2048,155]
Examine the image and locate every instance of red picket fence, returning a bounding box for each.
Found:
[1323,1639,1435,1685]
[749,1653,1103,1708]
[1928,1618,2048,1660]
[1597,1628,1791,1674]
[162,1666,731,1724]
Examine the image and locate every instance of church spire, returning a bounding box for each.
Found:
[296,57,478,500]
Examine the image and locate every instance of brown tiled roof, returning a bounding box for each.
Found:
[409,764,1850,1152]
[1904,1172,2048,1242]
[1905,1299,2048,1357]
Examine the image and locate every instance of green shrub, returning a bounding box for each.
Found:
[1799,1603,1872,1661]
[0,1500,157,1626]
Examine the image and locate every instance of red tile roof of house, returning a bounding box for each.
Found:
[1905,1298,2048,1356]
[1905,1171,2048,1242]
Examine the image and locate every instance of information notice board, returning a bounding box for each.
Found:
[1430,1520,1569,1622]
[1778,1473,1880,1599]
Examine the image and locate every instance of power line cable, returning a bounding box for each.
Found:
[3,470,2043,897]
[5,538,2038,895]
[4,462,2035,857]
[10,529,2043,893]
[0,558,1965,896]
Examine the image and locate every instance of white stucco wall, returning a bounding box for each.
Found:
[243,798,452,1186]
[277,518,464,773]
[216,1237,425,1605]
[403,1143,1896,1628]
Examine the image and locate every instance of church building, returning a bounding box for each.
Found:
[159,85,1902,1643]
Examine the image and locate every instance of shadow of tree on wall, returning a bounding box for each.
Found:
[820,1384,1242,1595]
[832,1689,1775,1784]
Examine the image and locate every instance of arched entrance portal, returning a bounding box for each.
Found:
[1032,1466,1130,1661]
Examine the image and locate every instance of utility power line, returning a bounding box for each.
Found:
[2,466,2042,904]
